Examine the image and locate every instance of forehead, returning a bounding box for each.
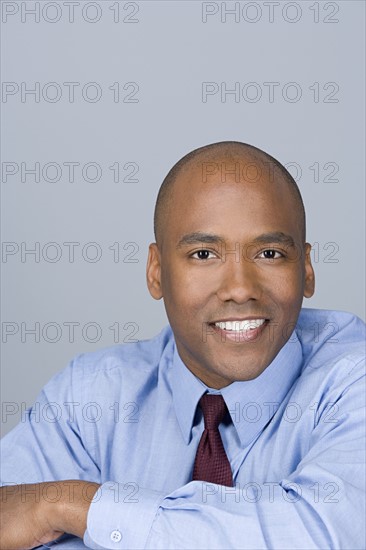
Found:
[165,157,303,245]
[173,151,290,194]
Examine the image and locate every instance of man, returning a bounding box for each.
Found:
[1,141,365,549]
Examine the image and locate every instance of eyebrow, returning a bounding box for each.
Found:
[176,232,225,248]
[251,232,296,246]
[176,231,296,248]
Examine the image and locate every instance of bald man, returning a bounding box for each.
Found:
[1,142,365,550]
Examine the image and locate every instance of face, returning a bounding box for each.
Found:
[147,157,315,388]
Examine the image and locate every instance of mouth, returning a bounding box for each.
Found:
[208,318,269,342]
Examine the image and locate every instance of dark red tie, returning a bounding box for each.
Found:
[192,393,233,487]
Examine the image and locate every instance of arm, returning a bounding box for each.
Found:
[0,357,101,485]
[2,355,364,549]
[0,481,99,550]
[0,358,101,549]
[83,366,365,550]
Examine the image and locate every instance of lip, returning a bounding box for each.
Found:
[208,319,269,342]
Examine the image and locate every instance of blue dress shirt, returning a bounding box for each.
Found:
[1,308,365,549]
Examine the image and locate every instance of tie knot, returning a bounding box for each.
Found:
[199,394,228,430]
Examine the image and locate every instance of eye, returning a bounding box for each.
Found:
[258,249,284,260]
[191,249,217,260]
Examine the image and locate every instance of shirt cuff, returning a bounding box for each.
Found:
[83,481,164,550]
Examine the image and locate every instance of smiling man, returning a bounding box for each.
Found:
[148,142,314,387]
[1,142,365,550]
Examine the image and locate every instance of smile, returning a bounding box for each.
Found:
[209,318,269,342]
[214,319,266,331]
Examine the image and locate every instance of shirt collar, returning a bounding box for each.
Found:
[171,331,303,446]
[171,343,208,444]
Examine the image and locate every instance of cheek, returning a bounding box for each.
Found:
[264,269,304,308]
[164,262,214,295]
[162,267,209,315]
[275,277,305,317]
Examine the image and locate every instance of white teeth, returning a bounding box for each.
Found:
[214,319,265,331]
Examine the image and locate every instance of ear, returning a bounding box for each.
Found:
[146,243,163,300]
[303,243,315,298]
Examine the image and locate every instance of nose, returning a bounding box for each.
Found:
[216,255,262,304]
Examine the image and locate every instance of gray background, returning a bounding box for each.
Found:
[1,0,365,435]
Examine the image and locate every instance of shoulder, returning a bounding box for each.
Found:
[295,308,365,392]
[73,324,174,375]
[45,325,175,395]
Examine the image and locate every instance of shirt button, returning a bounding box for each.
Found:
[110,530,122,543]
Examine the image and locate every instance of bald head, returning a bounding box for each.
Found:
[153,141,306,248]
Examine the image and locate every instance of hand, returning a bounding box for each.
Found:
[0,481,100,550]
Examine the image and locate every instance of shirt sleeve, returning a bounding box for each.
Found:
[0,356,101,485]
[1,357,103,549]
[83,365,365,550]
